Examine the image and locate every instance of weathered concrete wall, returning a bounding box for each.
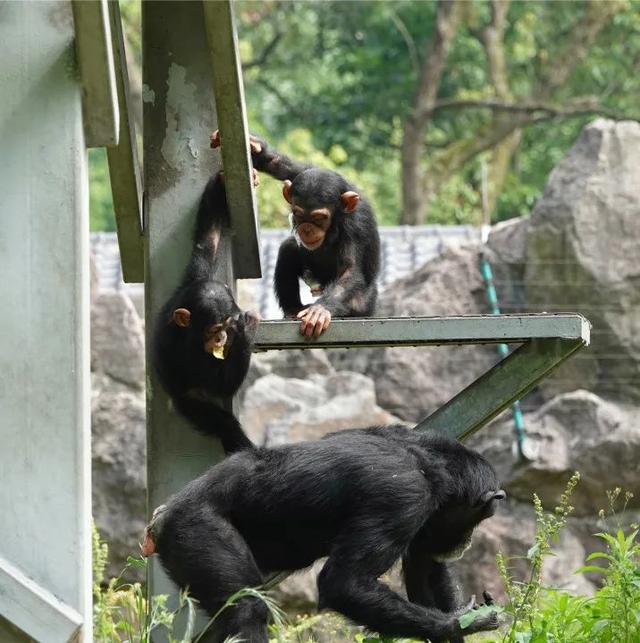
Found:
[0,2,91,640]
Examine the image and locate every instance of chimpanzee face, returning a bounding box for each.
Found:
[427,489,506,561]
[281,168,360,252]
[172,282,243,360]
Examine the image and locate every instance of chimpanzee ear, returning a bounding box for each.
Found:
[340,191,360,213]
[173,308,192,328]
[282,180,293,204]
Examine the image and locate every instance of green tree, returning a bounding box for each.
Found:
[238,0,639,225]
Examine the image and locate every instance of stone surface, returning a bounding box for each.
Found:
[91,372,146,581]
[456,502,594,602]
[525,119,640,401]
[329,246,497,422]
[91,291,145,389]
[468,389,640,516]
[241,371,402,446]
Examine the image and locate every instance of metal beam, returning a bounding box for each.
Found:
[415,338,587,440]
[254,314,590,351]
[106,0,144,283]
[203,0,262,279]
[143,2,228,637]
[0,557,83,643]
[72,0,119,147]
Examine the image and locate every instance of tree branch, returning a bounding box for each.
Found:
[535,0,623,98]
[433,96,626,120]
[242,31,283,71]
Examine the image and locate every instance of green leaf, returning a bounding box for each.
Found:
[527,542,541,560]
[126,555,147,569]
[575,565,608,574]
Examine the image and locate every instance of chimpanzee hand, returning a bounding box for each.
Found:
[242,310,261,341]
[455,591,500,637]
[297,304,331,338]
[210,130,265,157]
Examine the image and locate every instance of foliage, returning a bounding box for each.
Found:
[482,478,640,643]
[92,525,285,643]
[90,149,116,232]
[86,1,638,231]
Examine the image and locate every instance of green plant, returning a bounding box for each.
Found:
[484,479,640,643]
[92,525,285,643]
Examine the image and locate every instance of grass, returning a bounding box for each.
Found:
[93,478,640,642]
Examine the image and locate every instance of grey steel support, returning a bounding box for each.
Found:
[203,0,262,279]
[254,314,590,350]
[72,0,119,147]
[414,338,586,440]
[143,1,228,636]
[105,0,144,283]
[0,2,91,640]
[255,314,590,441]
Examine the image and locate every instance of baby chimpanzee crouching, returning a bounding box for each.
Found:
[153,171,259,454]
[212,131,380,338]
[143,425,504,642]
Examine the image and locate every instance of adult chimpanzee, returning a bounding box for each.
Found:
[142,425,504,642]
[153,170,259,454]
[211,131,380,338]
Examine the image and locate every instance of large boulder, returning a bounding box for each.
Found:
[91,291,145,389]
[468,390,640,516]
[91,291,147,579]
[240,371,402,445]
[456,501,594,602]
[92,373,146,580]
[525,119,640,401]
[329,246,497,422]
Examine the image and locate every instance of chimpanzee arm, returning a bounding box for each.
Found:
[250,135,311,181]
[274,237,304,316]
[315,246,372,317]
[183,173,229,284]
[403,546,463,613]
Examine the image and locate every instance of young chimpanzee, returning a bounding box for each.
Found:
[153,170,260,454]
[211,131,380,338]
[142,425,504,642]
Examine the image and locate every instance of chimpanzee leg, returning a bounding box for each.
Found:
[159,511,268,643]
[317,530,465,642]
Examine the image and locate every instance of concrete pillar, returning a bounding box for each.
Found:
[0,1,92,640]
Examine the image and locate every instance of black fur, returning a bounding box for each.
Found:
[148,425,503,642]
[152,172,257,454]
[252,137,381,319]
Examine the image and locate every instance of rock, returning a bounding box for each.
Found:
[456,501,594,602]
[91,292,145,389]
[467,390,640,516]
[240,371,402,446]
[329,246,496,422]
[91,373,146,580]
[486,217,528,313]
[272,560,325,611]
[525,119,640,401]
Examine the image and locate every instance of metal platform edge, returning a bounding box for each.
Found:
[253,313,590,351]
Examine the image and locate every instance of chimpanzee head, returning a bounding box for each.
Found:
[282,168,360,251]
[423,440,506,561]
[171,280,243,360]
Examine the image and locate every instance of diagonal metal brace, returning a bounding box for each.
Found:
[415,337,587,441]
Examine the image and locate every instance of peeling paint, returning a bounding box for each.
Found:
[142,84,156,104]
[161,63,199,171]
[187,138,199,159]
